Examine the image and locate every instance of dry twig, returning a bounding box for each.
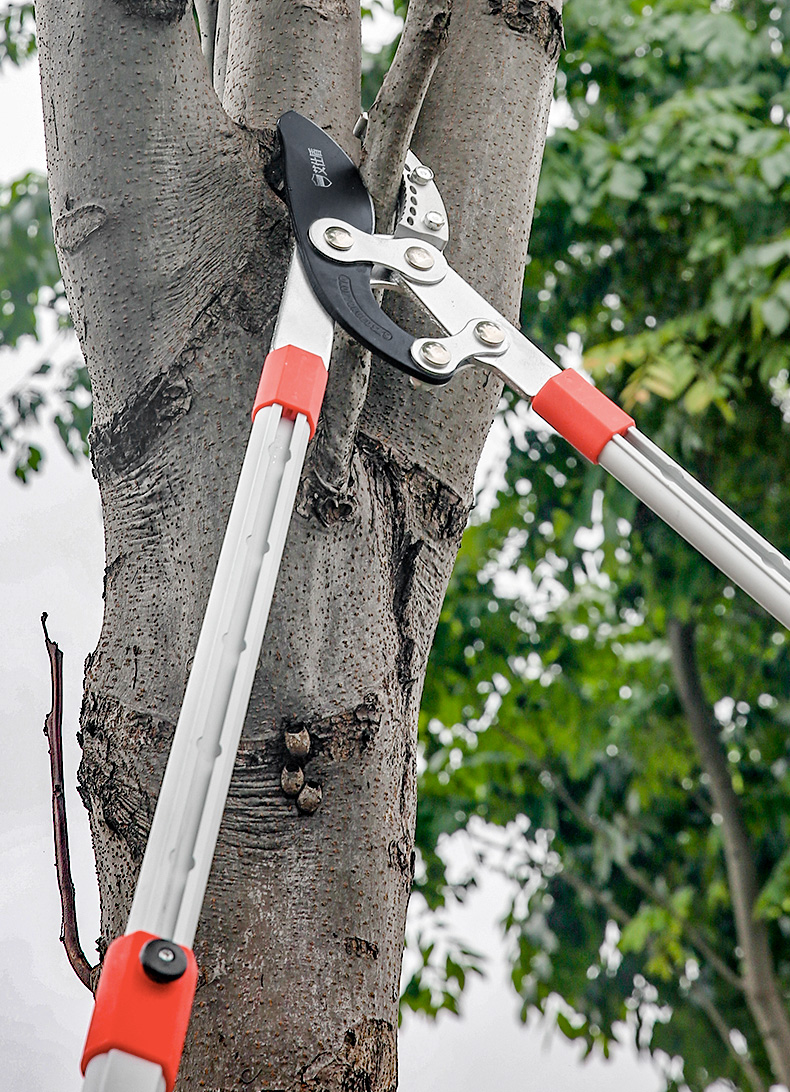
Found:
[42,613,96,993]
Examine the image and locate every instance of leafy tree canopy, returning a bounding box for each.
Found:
[415,1,790,1091]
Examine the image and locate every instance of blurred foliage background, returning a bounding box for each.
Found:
[413,2,790,1090]
[0,2,89,480]
[4,0,790,1088]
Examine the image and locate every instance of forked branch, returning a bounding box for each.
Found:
[41,614,96,993]
[362,0,453,227]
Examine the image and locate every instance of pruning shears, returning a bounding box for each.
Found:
[78,112,790,1092]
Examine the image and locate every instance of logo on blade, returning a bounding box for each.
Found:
[308,147,332,188]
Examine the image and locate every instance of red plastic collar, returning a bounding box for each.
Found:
[531,369,634,464]
[252,344,328,438]
[81,932,198,1092]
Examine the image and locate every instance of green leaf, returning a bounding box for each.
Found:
[0,3,36,67]
[608,161,646,202]
[759,295,790,336]
[760,144,790,190]
[755,849,790,919]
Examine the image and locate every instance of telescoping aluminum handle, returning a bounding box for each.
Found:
[404,266,790,631]
[528,369,790,630]
[80,255,334,1092]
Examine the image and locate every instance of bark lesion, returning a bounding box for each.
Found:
[90,364,192,477]
[488,0,564,56]
[53,204,108,254]
[113,0,190,23]
[78,690,170,865]
[359,436,469,697]
[300,1018,397,1092]
[290,694,384,763]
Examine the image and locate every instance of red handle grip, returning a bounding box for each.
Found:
[532,369,634,464]
[81,932,198,1092]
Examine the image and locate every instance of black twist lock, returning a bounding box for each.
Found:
[139,937,189,984]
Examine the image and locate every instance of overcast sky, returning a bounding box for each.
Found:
[0,37,668,1092]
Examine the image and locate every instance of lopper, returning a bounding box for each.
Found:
[78,111,790,1092]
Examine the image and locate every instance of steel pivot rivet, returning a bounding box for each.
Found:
[421,341,451,367]
[405,246,435,271]
[475,320,506,347]
[423,211,446,231]
[411,165,434,186]
[324,225,354,251]
[158,948,176,963]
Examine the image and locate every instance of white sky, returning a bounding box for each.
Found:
[0,44,668,1092]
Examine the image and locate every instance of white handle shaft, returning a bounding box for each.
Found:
[125,253,333,946]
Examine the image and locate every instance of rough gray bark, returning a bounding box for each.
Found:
[35,0,562,1087]
[668,619,790,1089]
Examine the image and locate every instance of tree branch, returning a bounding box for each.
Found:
[220,0,361,140]
[667,618,790,1087]
[689,986,768,1092]
[302,329,370,516]
[554,862,767,1092]
[494,723,745,993]
[306,0,452,499]
[361,0,453,228]
[41,614,96,994]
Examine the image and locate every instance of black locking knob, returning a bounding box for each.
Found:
[139,937,188,984]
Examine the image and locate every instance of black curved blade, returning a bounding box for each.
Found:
[277,112,448,384]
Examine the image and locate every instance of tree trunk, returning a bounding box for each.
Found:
[35,0,562,1086]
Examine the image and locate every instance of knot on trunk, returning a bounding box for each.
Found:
[114,0,190,22]
[488,0,564,57]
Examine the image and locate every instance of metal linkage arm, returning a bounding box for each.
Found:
[80,254,334,1092]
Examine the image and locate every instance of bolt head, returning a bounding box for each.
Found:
[324,225,354,251]
[411,165,435,186]
[405,245,435,271]
[158,947,175,963]
[423,211,446,232]
[421,341,451,368]
[474,320,506,347]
